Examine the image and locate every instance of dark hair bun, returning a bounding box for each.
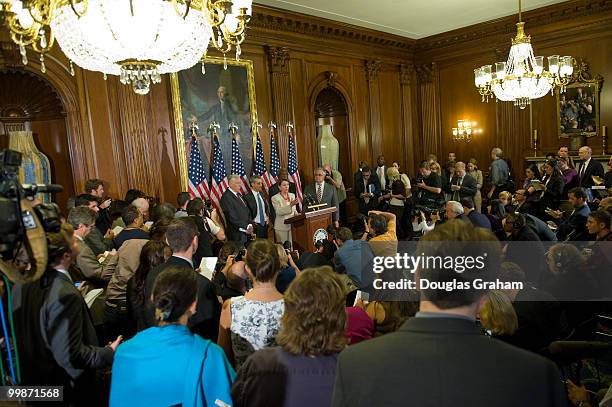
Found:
[151,266,198,324]
[154,292,176,322]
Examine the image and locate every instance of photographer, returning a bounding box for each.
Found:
[415,160,443,208]
[212,241,241,301]
[187,198,225,266]
[12,225,120,404]
[362,210,397,257]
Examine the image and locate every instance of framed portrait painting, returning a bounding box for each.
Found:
[556,60,603,139]
[171,57,258,190]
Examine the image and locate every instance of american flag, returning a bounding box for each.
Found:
[288,133,303,203]
[210,134,229,212]
[269,131,280,182]
[254,134,273,191]
[231,136,251,195]
[188,135,210,200]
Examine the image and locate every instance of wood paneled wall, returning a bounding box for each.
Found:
[1,0,611,207]
[416,0,612,180]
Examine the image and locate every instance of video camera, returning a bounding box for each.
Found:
[0,149,63,268]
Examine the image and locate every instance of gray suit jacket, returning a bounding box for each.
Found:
[332,317,565,407]
[303,182,339,221]
[220,189,252,244]
[39,269,113,381]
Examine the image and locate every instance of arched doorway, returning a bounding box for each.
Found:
[314,86,350,223]
[0,69,76,210]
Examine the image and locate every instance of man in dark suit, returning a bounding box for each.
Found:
[448,161,477,204]
[353,166,379,216]
[303,167,340,227]
[460,198,492,229]
[332,221,565,407]
[244,175,271,239]
[144,218,220,341]
[220,174,254,244]
[549,187,591,241]
[577,146,604,189]
[12,228,118,405]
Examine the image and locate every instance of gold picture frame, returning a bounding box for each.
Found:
[556,59,603,139]
[171,57,258,191]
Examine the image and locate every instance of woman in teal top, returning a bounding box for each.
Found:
[110,266,235,407]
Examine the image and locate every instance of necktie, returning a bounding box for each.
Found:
[317,183,323,202]
[256,193,265,225]
[453,177,462,201]
[579,162,585,178]
[237,192,246,207]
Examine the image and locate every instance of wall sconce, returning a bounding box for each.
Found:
[452,120,482,142]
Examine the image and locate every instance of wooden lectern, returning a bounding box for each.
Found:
[284,207,337,253]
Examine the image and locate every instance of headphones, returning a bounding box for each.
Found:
[507,213,525,231]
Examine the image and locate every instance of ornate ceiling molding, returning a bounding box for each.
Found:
[251,5,415,55]
[415,0,612,53]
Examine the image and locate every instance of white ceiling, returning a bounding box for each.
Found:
[255,0,568,39]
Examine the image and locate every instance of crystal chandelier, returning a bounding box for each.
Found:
[0,0,252,95]
[473,0,573,109]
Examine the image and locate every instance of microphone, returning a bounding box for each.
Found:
[22,184,64,194]
[304,193,314,210]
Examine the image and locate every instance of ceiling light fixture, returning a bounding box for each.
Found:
[0,0,251,95]
[473,0,573,109]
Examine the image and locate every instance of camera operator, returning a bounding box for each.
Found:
[12,224,120,405]
[416,160,443,208]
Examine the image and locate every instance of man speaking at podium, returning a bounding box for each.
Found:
[304,167,340,228]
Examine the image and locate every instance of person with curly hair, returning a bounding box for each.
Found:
[232,266,346,407]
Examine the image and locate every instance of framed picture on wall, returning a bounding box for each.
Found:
[556,60,602,139]
[170,57,258,190]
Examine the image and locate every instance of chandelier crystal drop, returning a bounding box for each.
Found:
[474,0,573,109]
[0,0,252,95]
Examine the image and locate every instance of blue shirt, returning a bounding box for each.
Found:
[110,325,235,407]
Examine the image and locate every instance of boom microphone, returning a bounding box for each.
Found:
[22,184,64,194]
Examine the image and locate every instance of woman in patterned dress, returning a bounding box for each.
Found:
[217,239,285,369]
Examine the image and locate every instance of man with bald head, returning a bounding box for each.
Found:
[448,161,477,204]
[220,174,253,243]
[131,197,150,222]
[577,146,604,189]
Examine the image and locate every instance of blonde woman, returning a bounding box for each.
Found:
[271,179,299,245]
[467,158,484,212]
[390,163,412,198]
[479,290,518,339]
